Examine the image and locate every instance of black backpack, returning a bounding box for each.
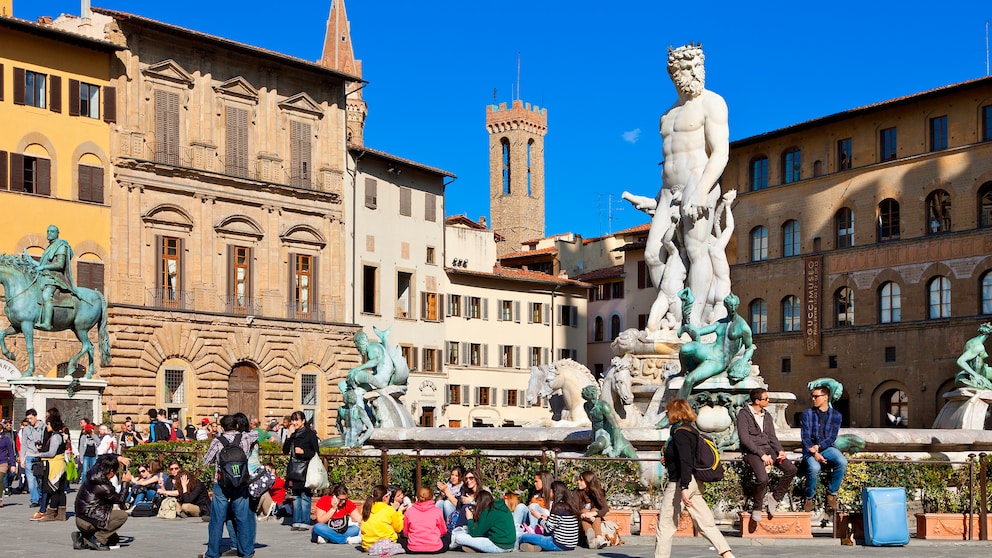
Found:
[216,433,249,489]
[669,423,725,483]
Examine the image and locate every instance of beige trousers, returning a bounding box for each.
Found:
[653,478,731,558]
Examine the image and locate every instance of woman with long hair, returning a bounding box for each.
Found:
[655,399,735,558]
[451,490,515,553]
[435,465,465,520]
[175,470,210,517]
[282,410,319,531]
[518,480,580,551]
[520,470,553,528]
[127,460,162,507]
[576,470,610,548]
[32,408,67,521]
[359,485,403,551]
[401,486,448,553]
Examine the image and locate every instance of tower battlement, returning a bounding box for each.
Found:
[486,99,548,136]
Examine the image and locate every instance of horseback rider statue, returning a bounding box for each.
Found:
[31,225,81,331]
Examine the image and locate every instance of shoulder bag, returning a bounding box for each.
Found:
[304,453,328,491]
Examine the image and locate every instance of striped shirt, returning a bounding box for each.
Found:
[545,511,580,550]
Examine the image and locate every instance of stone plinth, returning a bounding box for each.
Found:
[638,509,695,537]
[604,509,632,536]
[932,388,992,429]
[7,376,106,428]
[739,512,812,538]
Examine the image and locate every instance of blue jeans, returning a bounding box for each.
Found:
[452,530,513,553]
[803,446,848,498]
[292,488,312,527]
[24,456,39,504]
[519,533,564,551]
[312,522,359,543]
[206,482,255,558]
[438,499,456,521]
[80,455,96,481]
[131,487,157,506]
[512,503,528,526]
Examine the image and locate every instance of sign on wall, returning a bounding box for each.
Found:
[803,256,822,356]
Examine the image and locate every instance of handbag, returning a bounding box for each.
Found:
[286,457,308,483]
[304,453,328,491]
[65,456,79,483]
[248,467,276,499]
[31,459,48,479]
[328,516,349,534]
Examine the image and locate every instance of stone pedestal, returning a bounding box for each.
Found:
[932,388,992,429]
[7,377,106,427]
[739,511,813,538]
[604,509,633,536]
[638,508,696,537]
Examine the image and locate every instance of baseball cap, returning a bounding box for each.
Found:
[201,418,210,425]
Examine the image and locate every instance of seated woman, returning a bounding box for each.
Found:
[515,471,553,529]
[174,470,209,518]
[436,466,466,521]
[518,481,580,552]
[401,486,448,554]
[128,460,162,507]
[311,483,362,545]
[447,469,482,532]
[256,462,286,518]
[388,484,411,515]
[575,471,609,548]
[451,490,515,553]
[359,485,404,552]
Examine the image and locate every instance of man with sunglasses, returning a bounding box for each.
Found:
[737,388,795,523]
[800,386,847,513]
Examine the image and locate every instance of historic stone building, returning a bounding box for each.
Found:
[487,99,547,256]
[53,7,363,435]
[725,76,992,428]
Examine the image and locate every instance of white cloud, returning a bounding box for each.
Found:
[622,128,641,144]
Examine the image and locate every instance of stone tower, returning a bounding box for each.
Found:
[486,100,547,256]
[319,0,366,145]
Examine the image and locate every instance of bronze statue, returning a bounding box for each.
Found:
[954,323,992,390]
[583,384,637,459]
[34,225,80,330]
[677,292,755,398]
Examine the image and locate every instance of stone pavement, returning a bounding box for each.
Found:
[2,489,992,557]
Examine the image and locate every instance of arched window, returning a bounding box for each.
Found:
[782,295,800,332]
[813,159,823,177]
[501,137,511,195]
[877,198,900,241]
[882,388,908,427]
[835,207,854,248]
[782,147,801,184]
[610,314,622,340]
[982,272,992,315]
[750,226,768,262]
[980,182,992,228]
[928,276,951,319]
[593,316,604,342]
[749,156,768,191]
[835,287,854,326]
[879,282,901,323]
[749,299,767,334]
[782,220,801,257]
[925,190,951,234]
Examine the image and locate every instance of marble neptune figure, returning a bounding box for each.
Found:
[622,43,730,331]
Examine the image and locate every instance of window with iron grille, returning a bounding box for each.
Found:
[165,368,185,405]
[300,373,317,406]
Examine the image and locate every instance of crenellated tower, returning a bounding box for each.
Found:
[319,0,367,145]
[486,99,547,256]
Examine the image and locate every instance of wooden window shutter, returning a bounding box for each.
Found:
[154,90,166,161]
[155,235,164,291]
[482,344,488,366]
[78,165,91,202]
[247,247,254,307]
[399,187,411,216]
[287,252,297,309]
[542,348,549,364]
[571,306,578,327]
[527,303,533,324]
[543,304,551,325]
[460,342,468,365]
[9,153,23,192]
[365,178,377,209]
[637,261,646,289]
[435,349,442,371]
[496,299,503,321]
[103,86,116,123]
[68,79,80,116]
[514,346,521,368]
[178,237,185,295]
[518,389,526,408]
[76,260,91,289]
[0,64,4,101]
[482,298,489,320]
[226,106,248,177]
[311,255,319,316]
[92,262,105,293]
[92,165,104,204]
[425,192,436,222]
[36,158,51,196]
[444,384,452,404]
[462,385,470,404]
[0,151,7,191]
[226,246,235,307]
[49,75,61,113]
[13,67,25,105]
[514,300,520,323]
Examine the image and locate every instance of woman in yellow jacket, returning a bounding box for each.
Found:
[359,485,404,551]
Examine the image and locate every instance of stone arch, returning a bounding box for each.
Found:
[214,214,264,240]
[871,379,911,428]
[15,131,59,197]
[70,141,109,168]
[142,204,194,230]
[280,224,326,248]
[73,240,110,263]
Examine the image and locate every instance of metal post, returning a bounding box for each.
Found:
[540,447,548,469]
[380,448,389,486]
[414,448,422,490]
[551,448,561,479]
[968,453,977,541]
[981,453,988,541]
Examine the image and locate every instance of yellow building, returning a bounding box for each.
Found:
[0,14,120,403]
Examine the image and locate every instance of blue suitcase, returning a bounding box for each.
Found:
[862,487,909,546]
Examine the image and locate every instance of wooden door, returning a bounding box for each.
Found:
[228,363,259,417]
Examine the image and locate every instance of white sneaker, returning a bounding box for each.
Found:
[751,510,762,523]
[315,536,328,544]
[345,535,362,545]
[595,537,608,549]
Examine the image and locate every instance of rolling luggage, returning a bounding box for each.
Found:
[862,487,909,546]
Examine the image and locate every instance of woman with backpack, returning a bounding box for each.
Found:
[282,410,319,531]
[33,408,68,522]
[655,398,734,558]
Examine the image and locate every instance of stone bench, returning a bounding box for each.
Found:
[739,511,813,538]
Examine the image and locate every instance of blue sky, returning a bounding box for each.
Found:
[20,1,992,239]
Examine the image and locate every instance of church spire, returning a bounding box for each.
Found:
[320,0,367,145]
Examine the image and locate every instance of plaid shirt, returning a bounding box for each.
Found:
[800,406,842,454]
[202,430,259,468]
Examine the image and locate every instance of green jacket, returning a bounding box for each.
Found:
[467,500,516,549]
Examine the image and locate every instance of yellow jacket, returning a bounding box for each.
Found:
[360,501,403,550]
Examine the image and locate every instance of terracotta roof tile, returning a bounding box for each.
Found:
[448,266,590,288]
[574,265,624,282]
[349,144,455,178]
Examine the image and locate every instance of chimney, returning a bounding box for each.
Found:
[479,216,487,227]
[0,1,11,17]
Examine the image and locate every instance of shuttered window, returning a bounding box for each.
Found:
[228,246,253,312]
[76,261,105,292]
[77,164,104,203]
[154,90,180,164]
[425,192,437,222]
[290,120,311,187]
[48,75,61,113]
[69,79,99,118]
[0,151,7,190]
[9,154,50,196]
[399,187,411,217]
[103,86,116,123]
[0,63,4,101]
[226,106,249,177]
[364,178,377,209]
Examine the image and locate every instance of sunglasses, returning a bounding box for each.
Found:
[138,469,147,473]
[465,475,476,480]
[169,466,180,471]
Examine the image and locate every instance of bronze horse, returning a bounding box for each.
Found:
[0,254,110,378]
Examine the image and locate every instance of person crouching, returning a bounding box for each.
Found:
[73,454,132,551]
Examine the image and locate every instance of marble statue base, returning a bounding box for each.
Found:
[932,388,992,429]
[7,376,107,429]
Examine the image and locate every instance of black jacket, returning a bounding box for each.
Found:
[283,427,319,491]
[75,468,129,529]
[181,479,210,516]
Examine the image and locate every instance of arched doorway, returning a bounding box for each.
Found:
[228,363,259,417]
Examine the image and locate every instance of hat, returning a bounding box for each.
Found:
[83,424,95,433]
[268,419,278,427]
[201,418,210,425]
